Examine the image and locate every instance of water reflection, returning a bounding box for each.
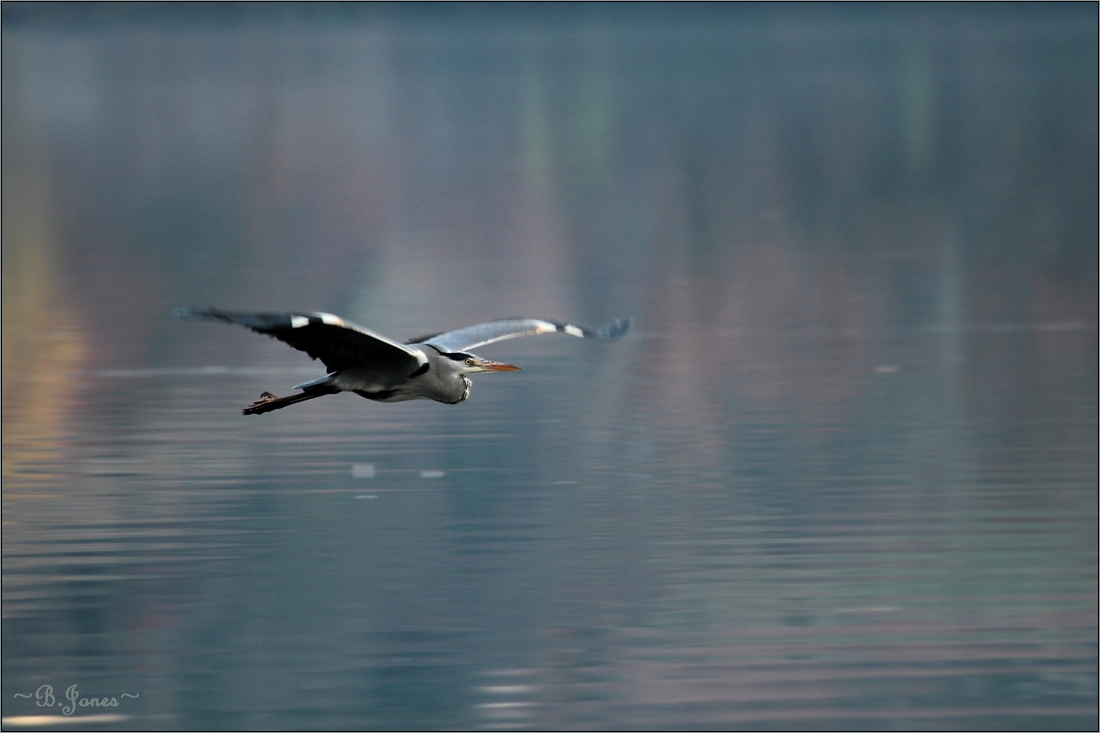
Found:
[3,4,1097,730]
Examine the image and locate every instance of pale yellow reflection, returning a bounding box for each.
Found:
[1,120,87,486]
[1,715,128,728]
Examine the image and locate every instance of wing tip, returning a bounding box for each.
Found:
[594,317,632,341]
[174,306,219,321]
[551,317,631,341]
[173,307,275,331]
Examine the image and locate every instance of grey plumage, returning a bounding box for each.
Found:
[174,307,630,415]
[417,317,631,352]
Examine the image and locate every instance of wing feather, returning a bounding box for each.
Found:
[175,308,426,374]
[417,317,631,353]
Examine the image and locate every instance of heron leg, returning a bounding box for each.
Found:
[242,386,338,415]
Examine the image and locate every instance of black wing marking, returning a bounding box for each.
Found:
[415,317,631,353]
[175,307,427,374]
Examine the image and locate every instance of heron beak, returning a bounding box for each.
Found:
[478,360,521,372]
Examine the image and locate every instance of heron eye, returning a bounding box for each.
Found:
[465,358,476,366]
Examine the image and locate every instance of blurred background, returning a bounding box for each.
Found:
[3,3,1097,730]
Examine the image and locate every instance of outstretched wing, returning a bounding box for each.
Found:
[175,307,427,374]
[415,317,631,353]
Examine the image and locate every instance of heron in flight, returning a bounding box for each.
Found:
[175,308,630,415]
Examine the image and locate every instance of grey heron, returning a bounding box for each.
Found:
[174,308,630,415]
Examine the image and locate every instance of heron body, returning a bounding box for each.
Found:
[174,308,630,415]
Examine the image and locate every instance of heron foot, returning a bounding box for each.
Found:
[243,392,278,415]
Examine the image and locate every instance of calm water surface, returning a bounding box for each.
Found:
[3,6,1097,730]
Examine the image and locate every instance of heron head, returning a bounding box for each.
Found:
[447,352,521,375]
